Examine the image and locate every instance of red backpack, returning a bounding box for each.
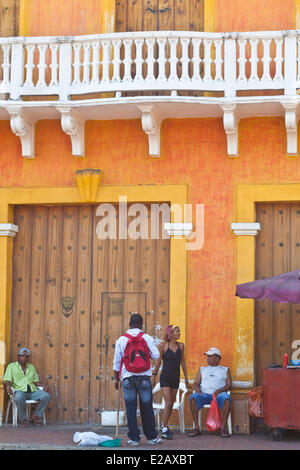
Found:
[119,332,151,378]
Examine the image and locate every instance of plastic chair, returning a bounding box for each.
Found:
[197,391,232,434]
[5,387,46,427]
[152,379,188,434]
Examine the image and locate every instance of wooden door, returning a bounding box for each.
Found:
[10,203,170,423]
[255,203,300,385]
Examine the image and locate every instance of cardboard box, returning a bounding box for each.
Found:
[101,410,127,426]
[233,399,252,434]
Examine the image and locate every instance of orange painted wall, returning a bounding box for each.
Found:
[0,115,299,374]
[214,0,295,32]
[28,0,105,36]
[3,1,297,377]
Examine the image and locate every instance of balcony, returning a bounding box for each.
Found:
[1,30,300,158]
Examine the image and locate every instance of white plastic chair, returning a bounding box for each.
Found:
[5,387,46,427]
[197,391,232,434]
[152,380,188,434]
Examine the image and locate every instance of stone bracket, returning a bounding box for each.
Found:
[164,223,193,237]
[231,222,261,236]
[281,100,300,155]
[138,105,163,157]
[0,223,18,237]
[6,106,35,159]
[220,104,240,157]
[57,106,85,157]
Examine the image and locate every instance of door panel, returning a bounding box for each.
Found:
[10,203,170,422]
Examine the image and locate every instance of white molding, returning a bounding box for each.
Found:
[220,103,240,157]
[0,223,18,237]
[6,106,35,158]
[138,105,163,157]
[281,100,300,155]
[232,380,253,389]
[164,222,193,236]
[231,222,261,236]
[57,106,85,157]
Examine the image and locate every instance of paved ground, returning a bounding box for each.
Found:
[0,422,299,451]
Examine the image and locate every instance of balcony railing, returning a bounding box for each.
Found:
[1,30,300,101]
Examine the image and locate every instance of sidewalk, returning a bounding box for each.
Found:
[0,422,299,450]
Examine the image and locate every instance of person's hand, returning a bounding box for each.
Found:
[214,388,223,396]
[42,384,48,392]
[185,378,189,389]
[6,386,13,398]
[152,375,157,387]
[114,379,120,391]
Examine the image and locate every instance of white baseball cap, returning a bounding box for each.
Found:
[204,347,221,357]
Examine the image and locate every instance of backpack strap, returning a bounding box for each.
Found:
[119,333,133,379]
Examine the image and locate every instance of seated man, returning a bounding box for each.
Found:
[3,347,51,427]
[188,347,232,438]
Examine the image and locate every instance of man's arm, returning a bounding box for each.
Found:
[192,368,202,394]
[4,380,13,397]
[214,368,232,396]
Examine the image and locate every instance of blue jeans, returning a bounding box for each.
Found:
[14,389,51,422]
[189,392,232,410]
[122,376,157,442]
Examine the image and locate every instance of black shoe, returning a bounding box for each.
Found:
[160,426,173,440]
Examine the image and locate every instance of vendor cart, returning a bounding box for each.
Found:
[262,367,300,440]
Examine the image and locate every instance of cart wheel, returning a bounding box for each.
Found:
[271,428,282,441]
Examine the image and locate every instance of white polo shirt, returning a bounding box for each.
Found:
[113,328,160,380]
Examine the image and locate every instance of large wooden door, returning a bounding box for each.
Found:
[10,203,170,423]
[255,203,300,385]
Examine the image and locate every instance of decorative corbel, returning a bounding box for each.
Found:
[220,104,240,157]
[0,223,18,237]
[231,222,261,236]
[57,106,85,157]
[138,105,163,157]
[6,106,35,158]
[281,101,300,155]
[75,169,102,202]
[164,223,193,237]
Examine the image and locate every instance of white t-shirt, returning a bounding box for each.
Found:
[200,365,228,394]
[113,328,160,380]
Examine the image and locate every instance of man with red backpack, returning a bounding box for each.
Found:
[113,313,162,447]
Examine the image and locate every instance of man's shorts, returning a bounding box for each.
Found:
[189,392,232,410]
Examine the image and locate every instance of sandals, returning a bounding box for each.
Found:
[31,416,42,426]
[20,420,29,427]
[188,430,202,437]
[220,429,230,438]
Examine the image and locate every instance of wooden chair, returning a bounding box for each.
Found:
[152,380,188,434]
[5,387,46,427]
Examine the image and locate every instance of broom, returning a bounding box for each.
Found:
[99,381,122,447]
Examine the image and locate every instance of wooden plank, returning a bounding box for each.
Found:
[174,0,188,30]
[89,205,109,423]
[158,0,174,30]
[143,0,158,31]
[272,203,291,366]
[0,0,19,36]
[43,206,63,422]
[27,206,47,376]
[58,206,78,422]
[115,0,127,32]
[73,206,93,423]
[11,206,33,360]
[127,0,143,31]
[255,203,274,384]
[189,0,204,31]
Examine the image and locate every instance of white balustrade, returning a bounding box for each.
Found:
[0,30,299,100]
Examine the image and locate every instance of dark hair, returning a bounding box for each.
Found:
[129,313,143,329]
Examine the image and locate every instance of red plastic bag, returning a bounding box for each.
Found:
[206,394,222,432]
[248,386,263,418]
